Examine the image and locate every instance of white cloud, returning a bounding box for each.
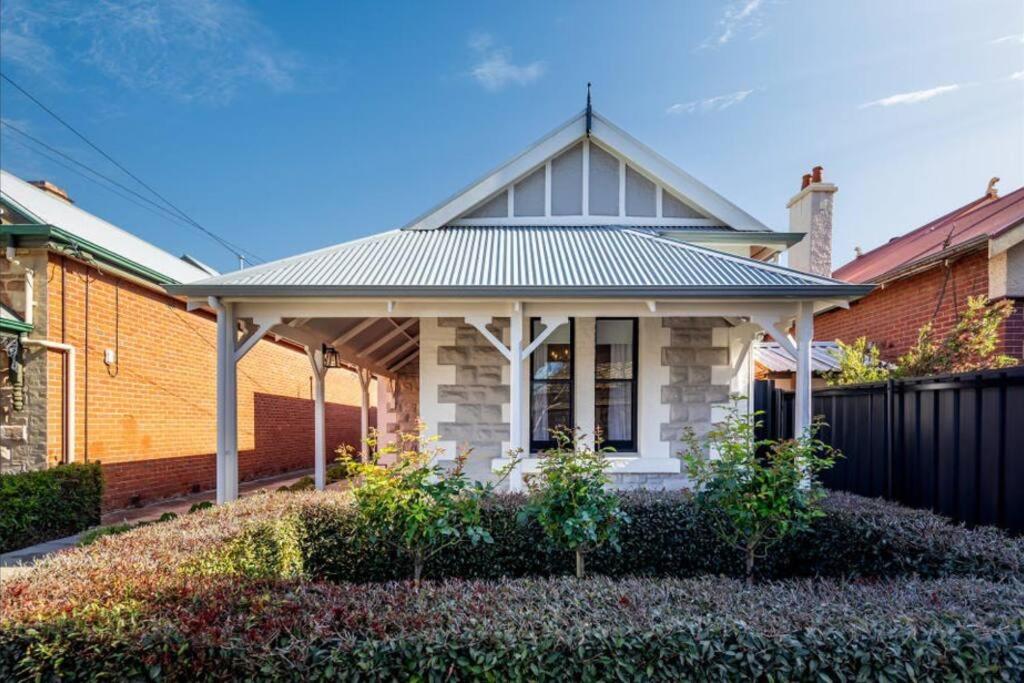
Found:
[468,32,545,91]
[1011,70,1024,81]
[702,0,765,48]
[666,89,756,115]
[990,33,1024,44]
[859,84,961,108]
[0,0,298,105]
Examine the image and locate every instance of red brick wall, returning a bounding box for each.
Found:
[44,254,374,510]
[1002,298,1024,360]
[816,249,1022,362]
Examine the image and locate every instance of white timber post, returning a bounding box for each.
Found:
[212,298,238,504]
[307,348,328,490]
[794,301,814,437]
[358,368,372,460]
[508,311,525,491]
[211,300,278,505]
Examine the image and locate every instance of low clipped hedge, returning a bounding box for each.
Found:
[3,491,1024,680]
[0,463,103,553]
[300,490,1024,582]
[3,576,1022,680]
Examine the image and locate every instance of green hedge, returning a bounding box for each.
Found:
[0,463,103,554]
[300,491,1024,582]
[3,576,1022,680]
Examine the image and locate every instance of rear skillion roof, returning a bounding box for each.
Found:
[833,185,1024,284]
[169,225,871,298]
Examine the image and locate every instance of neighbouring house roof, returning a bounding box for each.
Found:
[0,170,213,285]
[0,302,32,334]
[754,340,841,374]
[833,185,1024,284]
[169,225,871,299]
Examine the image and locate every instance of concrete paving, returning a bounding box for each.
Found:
[0,469,327,581]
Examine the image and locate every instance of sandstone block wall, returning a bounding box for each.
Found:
[436,317,510,484]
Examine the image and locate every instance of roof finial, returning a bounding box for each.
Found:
[987,176,1000,199]
[585,82,592,138]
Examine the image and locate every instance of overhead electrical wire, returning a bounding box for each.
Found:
[0,71,264,266]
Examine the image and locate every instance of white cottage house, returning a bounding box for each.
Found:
[168,108,871,502]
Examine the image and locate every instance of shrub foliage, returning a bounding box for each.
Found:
[521,429,628,578]
[4,490,1024,680]
[0,463,103,553]
[683,405,835,582]
[3,576,1022,680]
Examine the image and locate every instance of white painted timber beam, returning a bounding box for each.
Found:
[389,349,419,372]
[465,316,513,361]
[234,317,280,363]
[332,317,381,346]
[749,312,799,358]
[521,315,570,358]
[359,318,416,358]
[378,336,419,367]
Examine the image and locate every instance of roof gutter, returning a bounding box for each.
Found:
[1,224,179,286]
[867,236,988,286]
[166,284,875,299]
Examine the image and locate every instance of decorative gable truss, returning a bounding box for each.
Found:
[405,111,770,231]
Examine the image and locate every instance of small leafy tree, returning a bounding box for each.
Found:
[825,337,890,386]
[344,424,511,586]
[682,403,835,584]
[521,429,628,578]
[896,296,1016,377]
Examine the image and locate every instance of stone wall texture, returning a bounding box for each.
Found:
[1,251,49,472]
[659,317,732,459]
[436,317,510,484]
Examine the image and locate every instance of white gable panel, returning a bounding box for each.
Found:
[551,142,583,216]
[465,190,509,218]
[625,165,656,217]
[514,167,545,216]
[407,109,770,231]
[588,143,619,216]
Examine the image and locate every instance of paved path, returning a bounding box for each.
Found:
[1,469,324,581]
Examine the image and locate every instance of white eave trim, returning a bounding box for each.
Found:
[402,109,771,233]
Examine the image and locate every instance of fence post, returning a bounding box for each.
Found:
[885,378,895,500]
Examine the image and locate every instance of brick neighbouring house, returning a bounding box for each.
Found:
[1,171,373,511]
[815,180,1024,363]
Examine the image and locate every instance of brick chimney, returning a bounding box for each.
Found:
[28,180,73,204]
[787,165,836,277]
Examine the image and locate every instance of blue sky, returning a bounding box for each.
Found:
[1,0,1022,275]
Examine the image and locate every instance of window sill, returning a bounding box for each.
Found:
[492,455,681,475]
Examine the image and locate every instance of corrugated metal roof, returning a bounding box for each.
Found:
[833,185,1024,284]
[172,226,871,298]
[755,341,842,373]
[1,169,210,284]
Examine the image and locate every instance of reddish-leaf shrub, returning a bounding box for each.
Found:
[3,576,1022,680]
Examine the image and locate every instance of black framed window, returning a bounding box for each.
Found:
[529,318,574,451]
[595,318,638,451]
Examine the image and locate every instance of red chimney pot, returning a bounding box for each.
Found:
[801,173,812,190]
[811,166,823,183]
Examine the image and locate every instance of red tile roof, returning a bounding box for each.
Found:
[834,185,1024,284]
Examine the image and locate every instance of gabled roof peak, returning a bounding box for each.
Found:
[403,109,770,233]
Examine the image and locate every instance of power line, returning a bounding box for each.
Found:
[3,129,227,236]
[0,120,263,262]
[1,71,263,266]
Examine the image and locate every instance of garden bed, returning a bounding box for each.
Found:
[3,490,1023,680]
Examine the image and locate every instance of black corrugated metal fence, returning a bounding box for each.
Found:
[754,366,1024,534]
